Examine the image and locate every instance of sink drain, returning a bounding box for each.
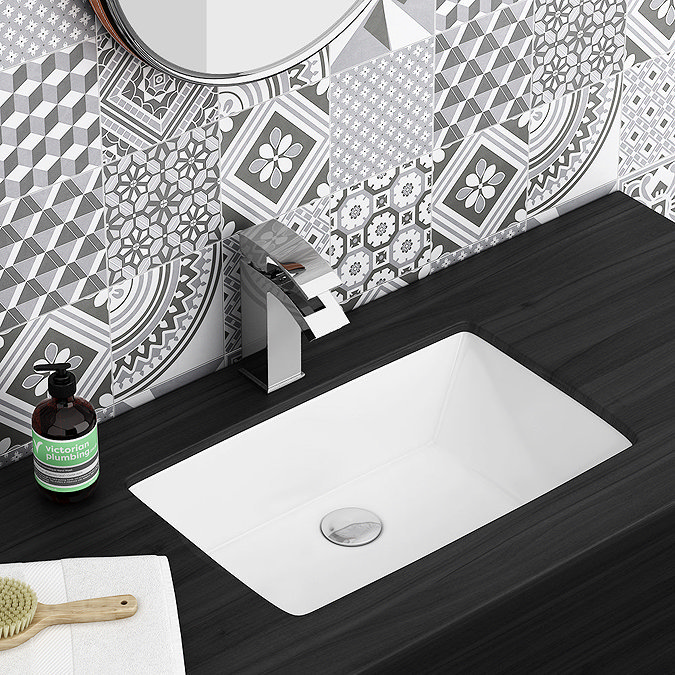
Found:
[320,508,382,547]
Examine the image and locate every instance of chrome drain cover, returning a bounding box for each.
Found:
[320,508,382,547]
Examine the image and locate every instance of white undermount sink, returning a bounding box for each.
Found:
[130,332,631,615]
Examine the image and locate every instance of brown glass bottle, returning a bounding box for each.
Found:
[31,364,99,504]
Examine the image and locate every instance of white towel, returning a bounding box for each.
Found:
[0,555,185,675]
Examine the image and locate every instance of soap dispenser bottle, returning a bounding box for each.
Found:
[31,363,99,503]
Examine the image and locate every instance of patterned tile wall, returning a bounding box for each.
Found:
[1,0,674,466]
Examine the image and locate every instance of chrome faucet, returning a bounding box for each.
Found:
[238,220,349,393]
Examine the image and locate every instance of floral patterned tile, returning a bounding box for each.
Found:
[330,156,433,303]
[104,123,221,284]
[220,80,329,231]
[330,39,434,191]
[532,0,625,106]
[432,118,528,256]
[0,0,97,71]
[625,0,675,66]
[0,293,112,466]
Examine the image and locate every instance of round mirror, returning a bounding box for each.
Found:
[92,0,374,85]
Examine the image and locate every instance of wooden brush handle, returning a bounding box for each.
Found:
[39,595,137,626]
[0,595,138,651]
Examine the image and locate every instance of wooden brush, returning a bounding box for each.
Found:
[0,576,137,651]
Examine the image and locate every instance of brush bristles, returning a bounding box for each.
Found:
[0,577,38,639]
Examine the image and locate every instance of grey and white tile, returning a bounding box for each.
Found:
[0,293,112,465]
[277,195,332,260]
[219,48,329,116]
[626,0,675,66]
[104,123,221,284]
[620,159,675,222]
[436,0,522,30]
[0,169,106,333]
[0,40,100,205]
[620,53,675,178]
[331,156,432,303]
[0,0,97,70]
[432,118,528,255]
[434,0,532,149]
[335,243,442,313]
[97,32,219,163]
[220,80,329,230]
[528,75,622,225]
[109,242,224,412]
[330,39,434,191]
[532,0,625,106]
[222,236,242,360]
[329,0,433,74]
[430,219,528,271]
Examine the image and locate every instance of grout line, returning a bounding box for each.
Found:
[617,153,675,184]
[0,34,96,75]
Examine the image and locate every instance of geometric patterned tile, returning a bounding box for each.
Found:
[329,0,433,74]
[528,74,622,223]
[220,80,329,230]
[97,32,219,163]
[532,0,626,106]
[335,274,411,313]
[219,48,329,117]
[430,218,528,270]
[221,196,334,358]
[432,117,528,255]
[620,53,675,178]
[434,0,532,149]
[436,0,522,30]
[334,248,440,314]
[0,293,112,464]
[104,122,221,284]
[109,242,224,410]
[626,0,675,66]
[277,195,332,261]
[620,158,675,223]
[0,40,101,205]
[330,156,433,302]
[0,169,107,333]
[330,39,434,190]
[0,0,97,70]
[222,235,241,360]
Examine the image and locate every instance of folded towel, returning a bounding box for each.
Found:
[0,555,185,674]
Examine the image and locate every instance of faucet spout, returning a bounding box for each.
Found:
[238,220,349,393]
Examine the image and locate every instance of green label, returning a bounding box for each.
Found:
[32,426,99,493]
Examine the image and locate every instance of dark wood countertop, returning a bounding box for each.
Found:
[1,192,674,673]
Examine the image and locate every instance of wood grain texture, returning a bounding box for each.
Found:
[88,1,137,56]
[0,193,673,672]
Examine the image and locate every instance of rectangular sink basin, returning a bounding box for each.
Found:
[130,332,631,615]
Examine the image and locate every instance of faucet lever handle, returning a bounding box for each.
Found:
[240,220,341,300]
[281,262,305,273]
